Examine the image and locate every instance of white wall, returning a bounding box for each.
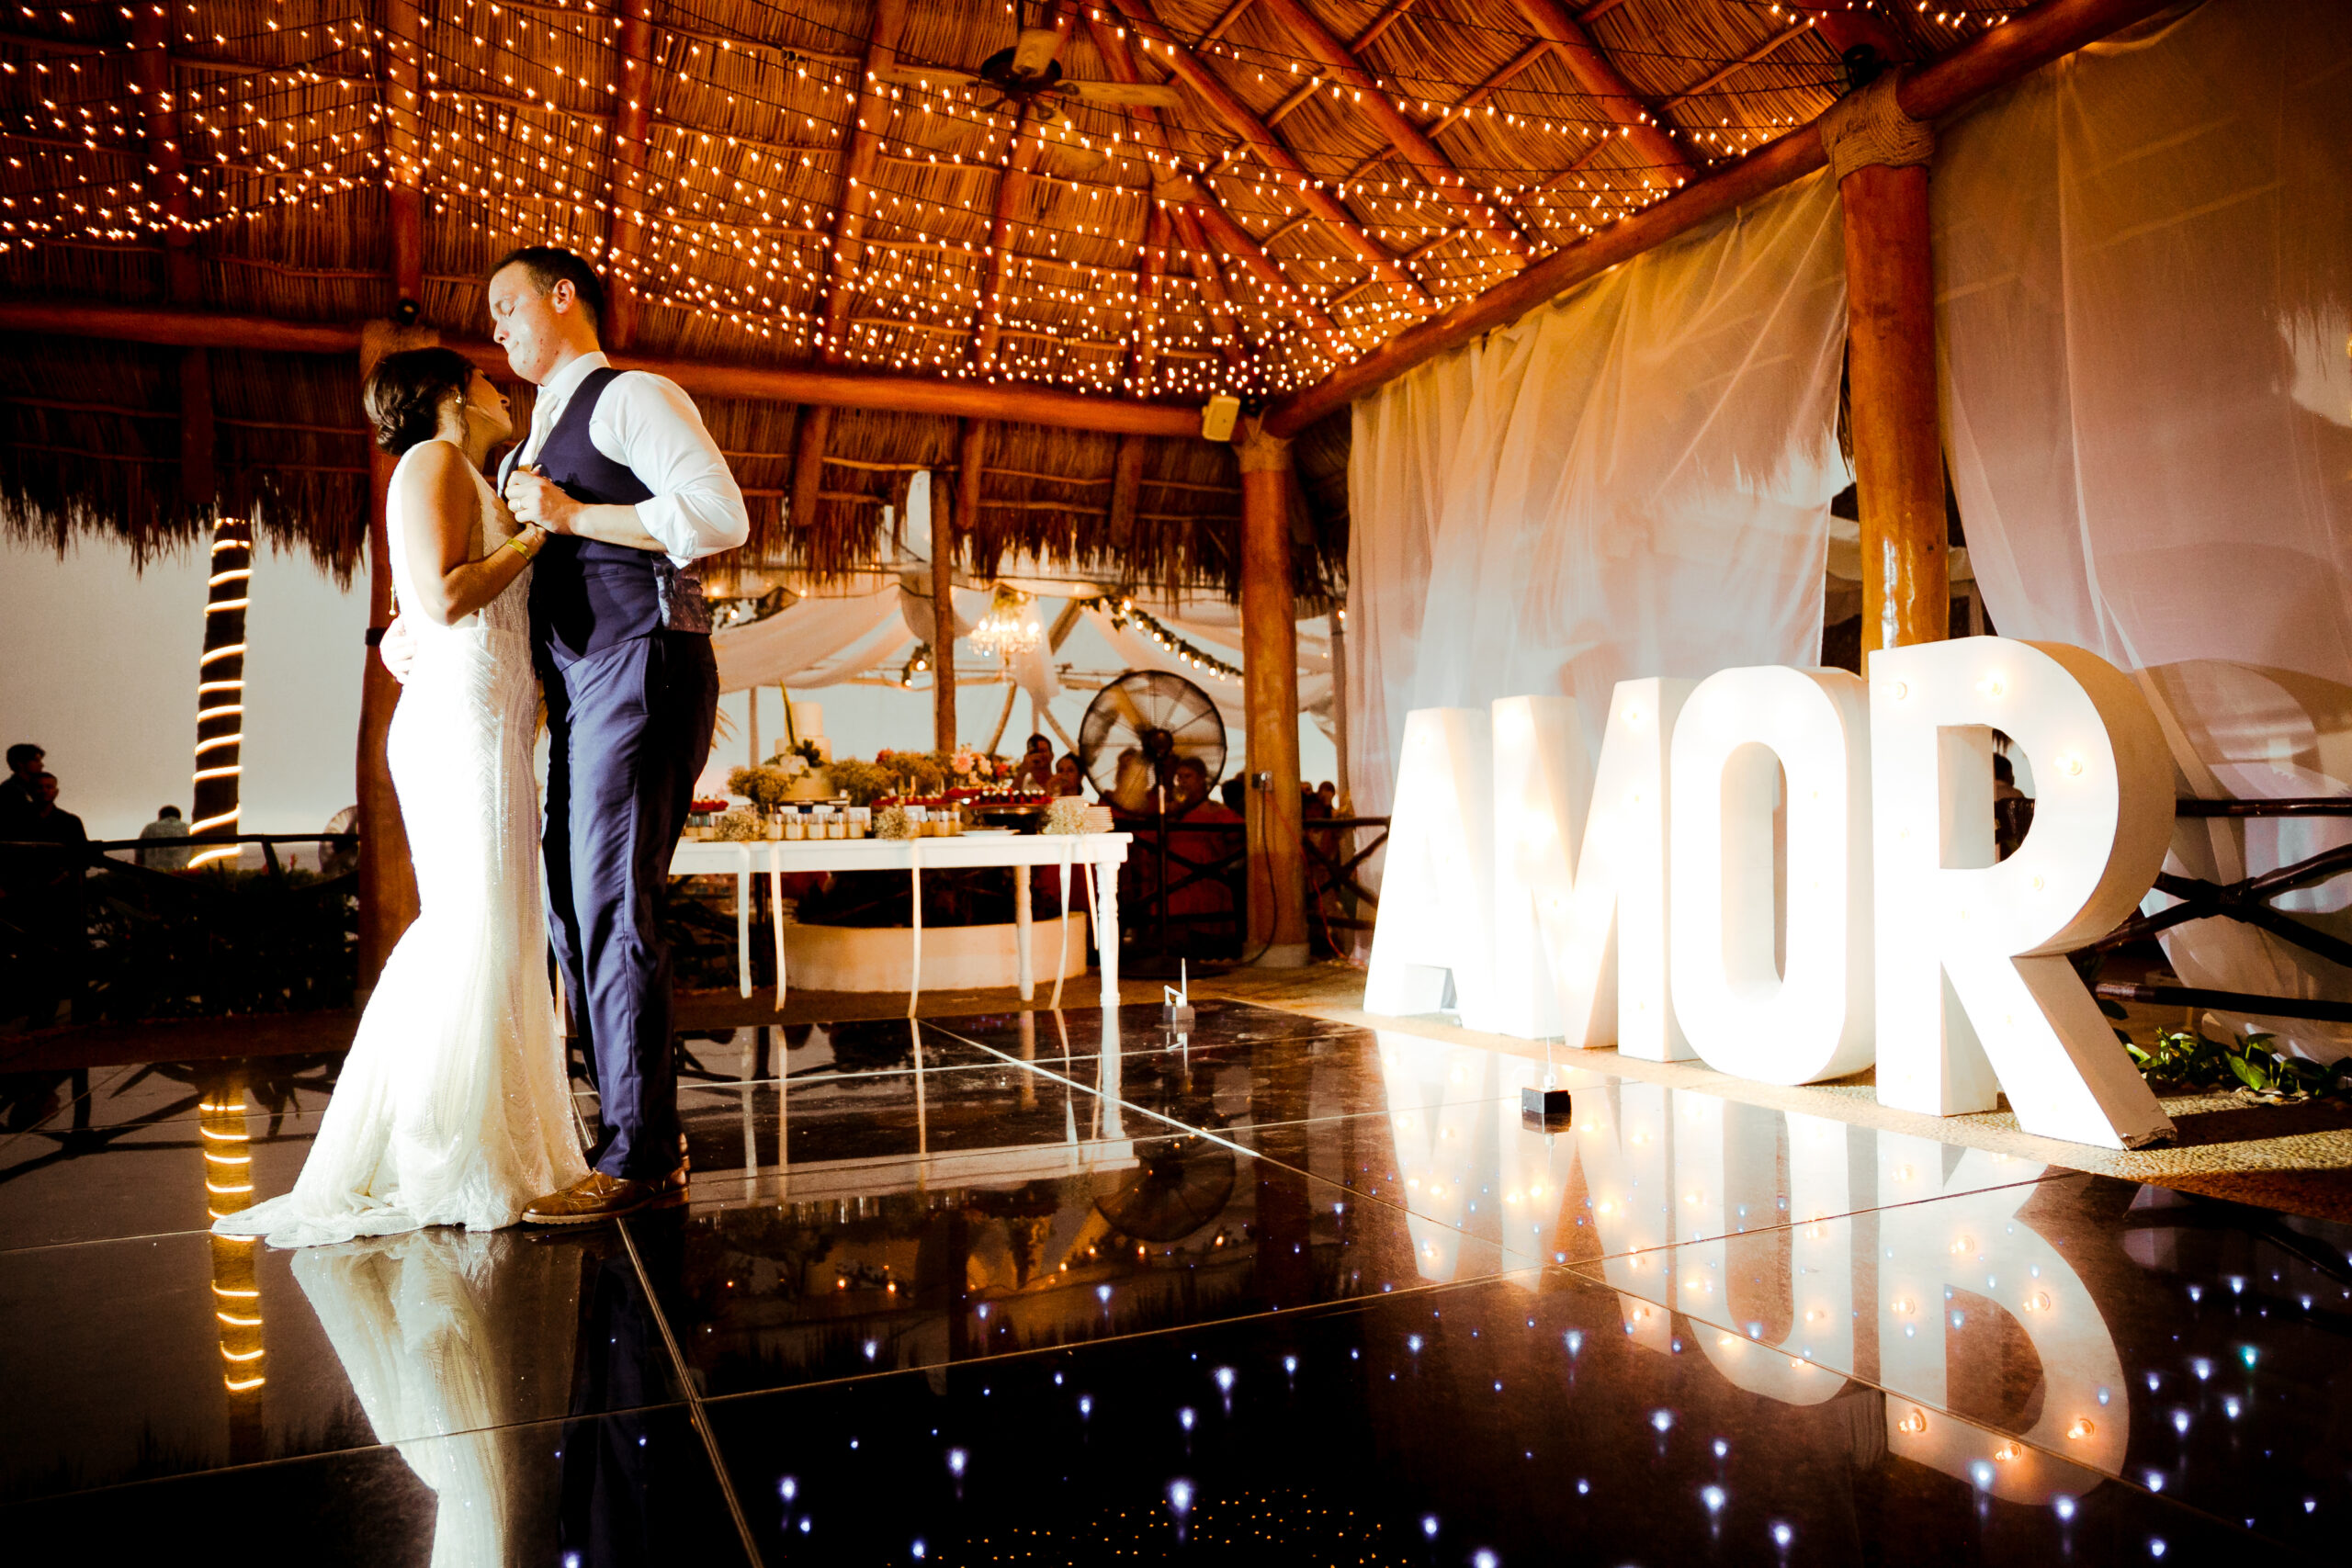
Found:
[0,535,366,841]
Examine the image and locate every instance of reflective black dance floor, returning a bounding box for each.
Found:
[3,998,2347,1564]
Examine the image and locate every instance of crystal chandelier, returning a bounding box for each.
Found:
[969,584,1042,657]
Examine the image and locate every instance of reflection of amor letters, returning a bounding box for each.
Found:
[1363,636,2175,1150]
[1372,1033,2124,1506]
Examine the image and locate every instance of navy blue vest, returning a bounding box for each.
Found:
[524,366,711,671]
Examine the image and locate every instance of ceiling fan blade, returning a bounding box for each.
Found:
[1011,26,1066,78]
[1060,80,1182,108]
[880,63,983,91]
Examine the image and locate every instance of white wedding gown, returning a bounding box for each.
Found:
[220,440,587,1247]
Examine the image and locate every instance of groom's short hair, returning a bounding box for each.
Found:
[491,245,605,336]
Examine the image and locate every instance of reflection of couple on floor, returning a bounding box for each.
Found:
[294,1224,686,1567]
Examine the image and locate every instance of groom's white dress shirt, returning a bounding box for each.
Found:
[514,351,750,570]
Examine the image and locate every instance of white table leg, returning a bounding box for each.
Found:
[1094,854,1120,1012]
[1050,841,1074,1010]
[734,848,752,999]
[1013,865,1035,1001]
[768,846,787,1013]
[905,846,923,1018]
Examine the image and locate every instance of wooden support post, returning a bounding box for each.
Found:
[603,2,658,351]
[1238,419,1308,967]
[356,313,432,989]
[1329,606,1351,812]
[177,346,215,509]
[1823,75,1945,652]
[788,403,830,538]
[936,419,989,752]
[1107,434,1147,557]
[185,513,249,868]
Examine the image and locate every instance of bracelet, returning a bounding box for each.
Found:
[504,527,543,561]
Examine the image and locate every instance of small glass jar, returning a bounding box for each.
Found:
[847,807,870,840]
[824,808,846,840]
[781,807,806,841]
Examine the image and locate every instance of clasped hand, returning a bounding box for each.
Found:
[503,465,581,533]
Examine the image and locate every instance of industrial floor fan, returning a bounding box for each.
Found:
[1076,671,1230,974]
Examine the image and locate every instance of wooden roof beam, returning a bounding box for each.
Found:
[1121,205,1173,396]
[1168,208,1254,374]
[0,297,1203,436]
[1265,0,2177,437]
[1183,195,1350,363]
[1268,0,1434,129]
[380,0,424,304]
[1427,39,1553,137]
[127,9,197,302]
[1253,0,1536,260]
[1104,0,1437,315]
[1085,11,1286,373]
[1661,18,1815,113]
[602,0,657,351]
[1504,0,1695,183]
[815,0,909,365]
[973,2,1075,376]
[973,106,1049,374]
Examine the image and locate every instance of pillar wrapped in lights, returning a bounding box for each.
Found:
[188,517,253,870]
[200,1074,268,1438]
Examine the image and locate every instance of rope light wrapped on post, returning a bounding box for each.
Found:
[188,516,253,870]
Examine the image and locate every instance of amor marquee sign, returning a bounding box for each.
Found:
[1364,637,2177,1150]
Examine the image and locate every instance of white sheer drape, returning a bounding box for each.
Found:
[1935,0,2352,1056]
[1348,171,1852,823]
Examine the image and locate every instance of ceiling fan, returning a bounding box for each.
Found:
[882,14,1182,126]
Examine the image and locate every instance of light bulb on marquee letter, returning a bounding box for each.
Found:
[1870,638,2175,1149]
[1669,667,1874,1084]
[1364,708,1497,1023]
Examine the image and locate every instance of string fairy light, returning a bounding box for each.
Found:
[0,0,2014,396]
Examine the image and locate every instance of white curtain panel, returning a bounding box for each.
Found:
[1935,0,2352,1055]
[712,586,906,693]
[1347,170,1851,825]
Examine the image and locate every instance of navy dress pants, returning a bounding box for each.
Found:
[543,630,718,1181]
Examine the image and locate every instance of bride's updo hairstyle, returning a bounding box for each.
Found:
[363,345,479,456]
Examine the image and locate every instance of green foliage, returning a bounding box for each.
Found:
[2125,1025,2352,1102]
[727,764,795,810]
[824,758,892,807]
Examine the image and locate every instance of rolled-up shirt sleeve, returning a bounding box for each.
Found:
[594,370,751,565]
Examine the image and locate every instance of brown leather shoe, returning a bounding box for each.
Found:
[521,1169,686,1226]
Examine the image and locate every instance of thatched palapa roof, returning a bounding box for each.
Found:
[0,0,2007,592]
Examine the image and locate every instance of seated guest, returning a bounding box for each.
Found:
[1170,756,1238,823]
[1050,753,1086,797]
[1012,732,1057,792]
[138,805,194,870]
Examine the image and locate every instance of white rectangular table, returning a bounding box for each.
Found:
[669,832,1131,1011]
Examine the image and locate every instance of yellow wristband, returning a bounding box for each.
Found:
[504,528,541,561]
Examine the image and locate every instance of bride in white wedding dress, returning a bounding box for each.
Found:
[220,346,586,1248]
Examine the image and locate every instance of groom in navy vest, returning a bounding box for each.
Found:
[484,247,749,1224]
